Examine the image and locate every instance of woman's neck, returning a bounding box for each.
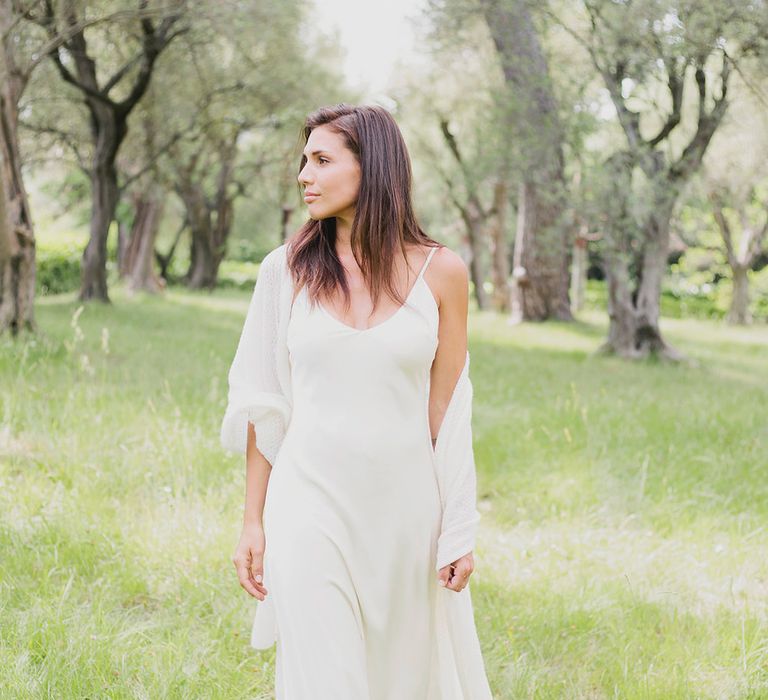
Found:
[334,211,354,253]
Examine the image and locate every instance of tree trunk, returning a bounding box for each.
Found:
[0,7,36,335]
[281,205,293,243]
[122,190,166,293]
[601,252,639,358]
[634,201,675,354]
[510,181,572,322]
[179,184,229,290]
[601,185,682,359]
[175,139,237,290]
[595,151,679,359]
[0,147,36,334]
[80,156,120,302]
[117,219,129,274]
[489,179,511,312]
[728,265,751,325]
[570,233,588,313]
[186,230,223,289]
[459,205,489,310]
[709,192,766,327]
[481,0,572,322]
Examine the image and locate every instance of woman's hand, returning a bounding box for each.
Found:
[437,552,474,592]
[232,522,269,601]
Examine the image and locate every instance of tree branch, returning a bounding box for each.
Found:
[118,129,186,194]
[115,5,187,117]
[746,209,768,265]
[602,61,643,150]
[438,116,492,219]
[648,53,685,146]
[18,6,175,85]
[671,52,730,182]
[18,119,90,176]
[102,52,143,94]
[31,0,117,106]
[708,191,736,266]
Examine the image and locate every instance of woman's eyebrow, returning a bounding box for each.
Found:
[302,148,330,157]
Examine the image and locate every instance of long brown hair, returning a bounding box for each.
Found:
[286,104,441,315]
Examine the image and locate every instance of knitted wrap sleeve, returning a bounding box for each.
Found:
[220,248,292,466]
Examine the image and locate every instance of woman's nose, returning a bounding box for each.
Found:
[298,164,312,186]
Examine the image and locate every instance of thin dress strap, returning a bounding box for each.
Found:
[416,246,438,281]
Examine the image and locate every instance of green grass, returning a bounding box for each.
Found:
[1,285,767,698]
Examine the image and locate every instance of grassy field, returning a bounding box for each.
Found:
[1,283,767,699]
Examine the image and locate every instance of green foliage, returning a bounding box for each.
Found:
[753,270,768,318]
[583,277,757,321]
[229,200,281,260]
[664,253,729,319]
[672,192,768,321]
[37,170,91,227]
[34,225,120,296]
[216,260,260,291]
[35,241,81,296]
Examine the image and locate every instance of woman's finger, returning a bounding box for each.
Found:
[437,564,452,587]
[448,561,473,592]
[234,558,262,599]
[233,553,268,600]
[249,558,268,594]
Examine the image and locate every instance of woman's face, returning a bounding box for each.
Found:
[298,125,361,221]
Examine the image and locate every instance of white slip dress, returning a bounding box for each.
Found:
[259,246,492,699]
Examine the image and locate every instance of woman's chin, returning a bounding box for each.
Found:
[306,206,331,221]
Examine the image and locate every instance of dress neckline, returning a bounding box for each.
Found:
[316,247,439,334]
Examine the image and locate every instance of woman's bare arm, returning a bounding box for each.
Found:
[244,421,272,527]
[427,247,470,445]
[232,422,272,601]
[425,246,475,593]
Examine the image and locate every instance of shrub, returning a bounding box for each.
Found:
[36,242,82,295]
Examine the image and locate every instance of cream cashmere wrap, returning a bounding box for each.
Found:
[221,242,486,669]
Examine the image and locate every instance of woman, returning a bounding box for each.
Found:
[223,104,492,698]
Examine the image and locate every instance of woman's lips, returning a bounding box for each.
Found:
[304,193,320,202]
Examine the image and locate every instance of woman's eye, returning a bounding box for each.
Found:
[318,157,329,164]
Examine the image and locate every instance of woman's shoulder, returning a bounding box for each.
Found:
[420,242,469,307]
[426,243,468,283]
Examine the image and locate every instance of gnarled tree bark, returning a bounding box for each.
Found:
[480,0,572,322]
[0,0,35,335]
[489,179,511,312]
[119,189,166,293]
